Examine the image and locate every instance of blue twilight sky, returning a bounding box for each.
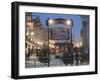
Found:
[32,12,82,42]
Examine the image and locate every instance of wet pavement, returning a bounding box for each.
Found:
[25,54,88,68]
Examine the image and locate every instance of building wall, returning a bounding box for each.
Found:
[26,13,48,47]
[81,15,89,51]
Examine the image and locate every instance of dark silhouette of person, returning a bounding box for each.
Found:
[62,51,69,65]
[75,49,80,66]
[35,49,39,56]
[68,44,74,66]
[70,50,74,66]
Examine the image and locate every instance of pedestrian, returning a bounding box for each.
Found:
[75,48,80,66]
[70,51,74,66]
[62,51,69,65]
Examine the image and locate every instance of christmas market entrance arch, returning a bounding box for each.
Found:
[46,18,73,66]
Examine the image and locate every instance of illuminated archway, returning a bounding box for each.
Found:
[46,18,73,27]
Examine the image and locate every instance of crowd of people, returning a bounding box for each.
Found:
[25,43,88,66]
[62,47,81,66]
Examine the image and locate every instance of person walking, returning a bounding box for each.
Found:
[75,48,80,66]
[70,50,74,66]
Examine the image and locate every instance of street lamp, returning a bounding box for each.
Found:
[26,29,35,42]
[65,19,73,66]
[48,19,54,25]
[65,19,73,26]
[46,18,50,67]
[30,31,34,36]
[26,27,29,36]
[26,32,29,36]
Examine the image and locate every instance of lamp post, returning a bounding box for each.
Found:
[65,19,73,65]
[46,18,50,67]
[46,18,57,67]
[65,19,73,45]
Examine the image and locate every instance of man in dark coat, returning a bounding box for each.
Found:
[75,48,80,66]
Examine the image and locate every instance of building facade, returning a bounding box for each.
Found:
[80,15,89,54]
[25,13,72,58]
